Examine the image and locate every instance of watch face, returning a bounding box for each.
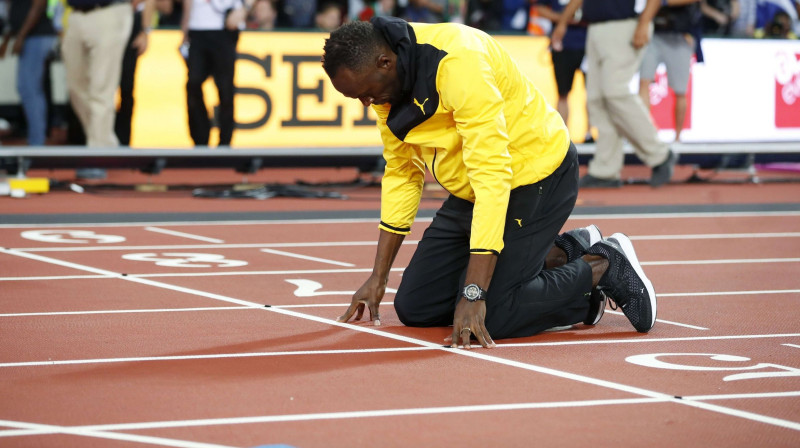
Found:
[464,284,481,301]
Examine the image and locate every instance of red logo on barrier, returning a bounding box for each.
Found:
[648,60,693,133]
[775,51,800,128]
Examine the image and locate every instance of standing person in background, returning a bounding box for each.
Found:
[61,0,140,148]
[639,0,702,143]
[701,0,739,35]
[552,0,676,188]
[534,0,594,143]
[0,0,58,146]
[182,0,247,147]
[315,1,342,31]
[116,0,156,146]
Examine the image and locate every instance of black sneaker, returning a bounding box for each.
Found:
[586,233,657,333]
[555,224,603,262]
[584,289,607,325]
[580,174,622,189]
[650,149,676,188]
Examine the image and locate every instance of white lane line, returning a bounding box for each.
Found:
[643,257,800,266]
[10,398,669,435]
[0,275,113,281]
[2,247,798,433]
[260,248,355,267]
[660,289,800,298]
[0,210,798,229]
[0,306,252,318]
[497,333,800,348]
[4,391,800,439]
[15,240,385,252]
[144,227,225,244]
[685,391,800,401]
[603,310,708,330]
[10,231,800,253]
[783,344,800,349]
[0,419,236,448]
[632,232,800,241]
[0,347,432,368]
[4,334,800,368]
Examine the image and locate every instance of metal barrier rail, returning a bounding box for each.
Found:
[1,142,799,176]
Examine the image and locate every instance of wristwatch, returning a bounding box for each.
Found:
[462,283,487,302]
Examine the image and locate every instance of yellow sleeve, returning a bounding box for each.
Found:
[438,51,513,254]
[374,106,426,235]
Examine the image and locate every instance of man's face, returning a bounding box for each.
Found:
[330,54,403,107]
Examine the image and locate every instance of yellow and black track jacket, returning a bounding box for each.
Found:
[372,17,570,255]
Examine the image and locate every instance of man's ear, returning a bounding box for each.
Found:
[376,53,393,70]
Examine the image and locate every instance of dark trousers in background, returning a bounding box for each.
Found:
[186,29,239,146]
[394,143,592,340]
[115,11,142,146]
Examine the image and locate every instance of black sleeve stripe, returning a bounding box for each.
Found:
[380,221,412,233]
[470,249,500,256]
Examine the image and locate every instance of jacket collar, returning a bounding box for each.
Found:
[370,16,416,101]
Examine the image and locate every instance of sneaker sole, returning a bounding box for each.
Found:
[585,224,602,247]
[608,233,657,331]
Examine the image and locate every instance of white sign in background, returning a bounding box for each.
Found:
[685,38,800,142]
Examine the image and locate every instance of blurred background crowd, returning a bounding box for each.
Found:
[0,0,797,158]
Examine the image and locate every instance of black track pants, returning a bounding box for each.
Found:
[394,143,593,339]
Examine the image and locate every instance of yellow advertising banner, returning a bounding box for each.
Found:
[131,30,587,148]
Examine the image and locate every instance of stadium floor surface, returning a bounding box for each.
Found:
[1,163,799,447]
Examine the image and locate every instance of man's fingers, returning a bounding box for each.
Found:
[336,301,360,323]
[368,303,381,326]
[461,327,472,349]
[476,323,496,348]
[353,302,365,321]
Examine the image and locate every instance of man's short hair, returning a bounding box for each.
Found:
[322,21,386,78]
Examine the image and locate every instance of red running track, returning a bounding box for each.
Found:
[0,213,799,448]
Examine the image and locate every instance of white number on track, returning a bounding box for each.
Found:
[121,253,248,268]
[626,353,800,381]
[21,230,126,244]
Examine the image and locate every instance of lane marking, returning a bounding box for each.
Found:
[0,275,113,281]
[0,419,236,448]
[0,306,251,318]
[0,347,432,368]
[3,334,800,368]
[15,240,385,252]
[643,257,800,266]
[4,391,800,439]
[2,248,798,433]
[5,391,800,437]
[632,232,800,241]
[783,344,800,349]
[261,248,355,267]
[603,310,708,330]
[660,289,800,298]
[9,231,800,252]
[144,227,225,244]
[0,210,798,229]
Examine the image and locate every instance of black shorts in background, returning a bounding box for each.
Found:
[551,48,586,97]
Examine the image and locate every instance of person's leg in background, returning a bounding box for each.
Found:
[210,30,239,146]
[16,35,58,146]
[662,33,693,142]
[582,22,625,187]
[82,4,132,147]
[62,11,93,139]
[186,31,212,146]
[588,20,673,187]
[115,10,142,146]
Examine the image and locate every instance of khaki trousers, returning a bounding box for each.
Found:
[62,3,132,147]
[585,19,669,179]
